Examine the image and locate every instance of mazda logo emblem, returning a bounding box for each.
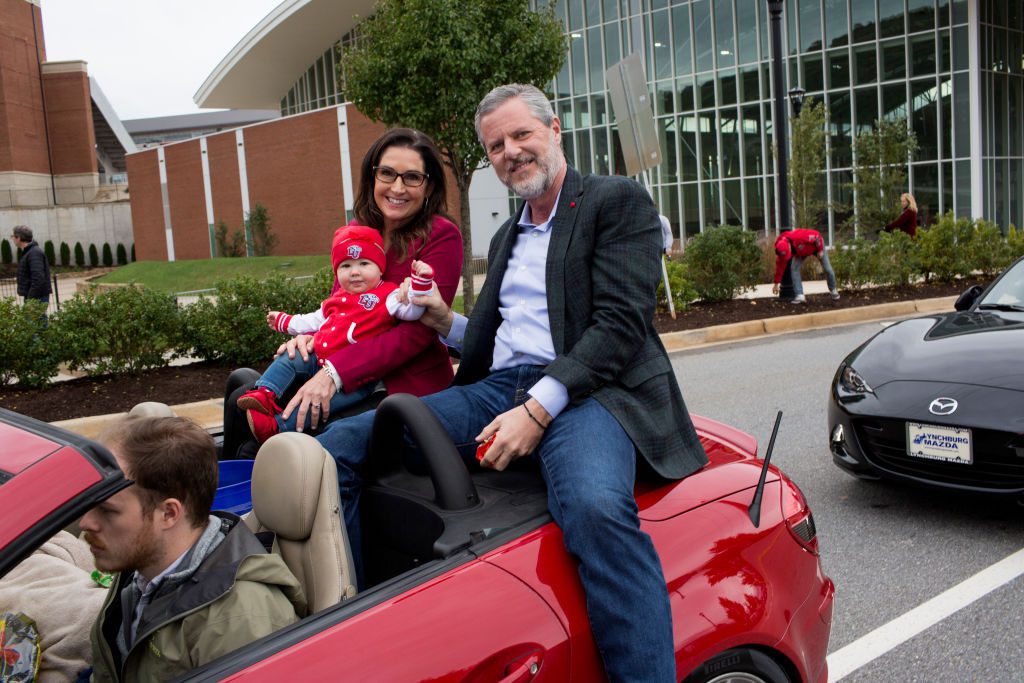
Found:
[929,397,958,415]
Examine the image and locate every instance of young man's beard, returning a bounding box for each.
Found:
[86,524,164,575]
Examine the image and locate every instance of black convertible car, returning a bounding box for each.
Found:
[828,255,1024,498]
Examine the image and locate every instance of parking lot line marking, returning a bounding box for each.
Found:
[827,546,1024,681]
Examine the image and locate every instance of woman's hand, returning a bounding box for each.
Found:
[276,334,315,362]
[281,368,337,432]
[398,279,454,336]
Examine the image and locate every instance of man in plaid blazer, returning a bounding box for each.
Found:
[317,84,706,682]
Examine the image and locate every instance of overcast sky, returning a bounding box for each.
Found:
[40,0,283,121]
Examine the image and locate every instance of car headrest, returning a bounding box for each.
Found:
[251,432,326,541]
[128,402,176,418]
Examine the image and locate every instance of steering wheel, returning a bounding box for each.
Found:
[368,394,480,511]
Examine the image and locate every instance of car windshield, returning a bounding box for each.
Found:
[978,259,1024,311]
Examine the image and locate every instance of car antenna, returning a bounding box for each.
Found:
[748,410,783,528]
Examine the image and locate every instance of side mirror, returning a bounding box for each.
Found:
[954,284,984,311]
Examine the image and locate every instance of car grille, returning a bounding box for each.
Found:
[854,419,1024,490]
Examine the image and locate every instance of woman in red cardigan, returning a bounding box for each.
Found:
[223,128,462,457]
[882,193,918,237]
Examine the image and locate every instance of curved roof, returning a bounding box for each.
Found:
[194,0,374,110]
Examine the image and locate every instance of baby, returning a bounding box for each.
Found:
[238,224,433,441]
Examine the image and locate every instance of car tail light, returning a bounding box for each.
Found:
[781,477,819,555]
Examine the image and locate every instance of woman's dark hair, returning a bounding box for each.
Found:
[353,127,451,262]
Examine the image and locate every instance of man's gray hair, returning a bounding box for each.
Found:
[474,84,555,145]
[12,225,31,242]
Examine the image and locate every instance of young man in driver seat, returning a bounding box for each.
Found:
[84,416,306,682]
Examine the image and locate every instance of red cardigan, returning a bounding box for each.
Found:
[324,215,463,397]
[885,208,918,238]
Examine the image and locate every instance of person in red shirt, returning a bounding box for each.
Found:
[881,193,918,238]
[237,225,435,442]
[771,228,840,303]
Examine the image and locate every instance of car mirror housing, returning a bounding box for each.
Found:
[954,284,984,311]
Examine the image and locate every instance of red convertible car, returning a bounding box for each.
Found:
[0,397,833,682]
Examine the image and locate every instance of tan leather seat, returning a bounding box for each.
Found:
[249,432,357,612]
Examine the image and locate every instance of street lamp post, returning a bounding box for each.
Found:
[768,0,795,299]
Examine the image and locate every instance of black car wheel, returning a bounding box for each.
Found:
[683,648,791,683]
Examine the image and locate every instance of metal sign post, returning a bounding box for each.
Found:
[606,53,675,318]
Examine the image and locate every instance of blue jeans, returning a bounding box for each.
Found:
[255,353,371,433]
[791,249,837,297]
[316,365,676,682]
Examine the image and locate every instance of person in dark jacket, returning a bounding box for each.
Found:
[881,193,918,238]
[84,416,305,682]
[11,225,52,309]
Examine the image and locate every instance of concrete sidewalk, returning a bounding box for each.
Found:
[50,289,956,438]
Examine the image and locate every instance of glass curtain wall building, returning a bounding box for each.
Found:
[278,1,1022,243]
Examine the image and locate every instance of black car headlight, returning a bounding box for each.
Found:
[838,364,874,395]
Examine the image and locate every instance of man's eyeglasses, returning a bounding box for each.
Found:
[374,166,428,188]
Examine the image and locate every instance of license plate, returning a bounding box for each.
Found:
[906,422,972,464]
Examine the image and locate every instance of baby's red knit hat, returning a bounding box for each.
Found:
[331,224,387,272]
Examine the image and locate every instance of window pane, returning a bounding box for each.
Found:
[603,0,617,22]
[568,0,584,30]
[682,183,701,239]
[939,29,951,72]
[723,179,743,224]
[680,114,699,181]
[719,69,737,107]
[586,0,601,24]
[594,128,611,175]
[911,79,939,160]
[703,181,721,224]
[592,95,608,126]
[693,0,714,72]
[700,111,718,180]
[828,90,853,167]
[657,79,675,116]
[746,177,765,232]
[604,23,622,72]
[698,71,716,108]
[828,48,850,88]
[574,95,590,128]
[740,64,760,103]
[910,33,937,77]
[881,38,907,81]
[878,0,905,38]
[742,105,763,175]
[571,34,586,91]
[672,4,693,75]
[799,0,822,52]
[855,86,879,132]
[882,82,906,121]
[715,0,735,68]
[939,75,952,157]
[736,0,758,65]
[908,0,935,33]
[575,130,592,174]
[558,100,573,130]
[953,72,969,157]
[720,107,740,178]
[678,75,696,111]
[854,43,878,85]
[658,118,677,182]
[588,28,603,92]
[952,25,969,70]
[652,11,672,79]
[803,53,824,93]
[851,1,876,44]
[955,160,970,216]
[824,0,849,48]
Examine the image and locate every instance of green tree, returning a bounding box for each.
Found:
[116,243,128,265]
[215,220,246,258]
[788,98,828,230]
[102,242,113,267]
[88,244,99,267]
[340,0,566,312]
[59,241,71,266]
[74,242,85,267]
[1,238,11,264]
[248,203,278,256]
[44,240,56,266]
[681,225,762,301]
[845,117,918,237]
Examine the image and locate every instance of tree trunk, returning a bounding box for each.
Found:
[457,173,476,314]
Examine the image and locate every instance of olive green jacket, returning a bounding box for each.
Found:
[90,515,305,682]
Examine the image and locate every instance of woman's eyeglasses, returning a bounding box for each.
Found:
[374,166,428,187]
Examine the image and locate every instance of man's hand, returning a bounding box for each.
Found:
[771,284,779,295]
[398,279,454,337]
[475,398,551,471]
[281,368,336,432]
[276,334,314,362]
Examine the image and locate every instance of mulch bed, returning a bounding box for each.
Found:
[0,280,979,423]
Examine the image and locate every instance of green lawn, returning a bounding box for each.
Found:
[94,256,331,293]
[93,257,465,313]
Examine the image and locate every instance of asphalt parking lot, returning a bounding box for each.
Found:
[671,320,1024,682]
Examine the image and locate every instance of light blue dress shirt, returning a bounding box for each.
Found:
[443,197,570,419]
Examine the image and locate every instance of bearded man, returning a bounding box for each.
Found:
[83,416,305,682]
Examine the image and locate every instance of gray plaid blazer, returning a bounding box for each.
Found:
[454,167,707,480]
